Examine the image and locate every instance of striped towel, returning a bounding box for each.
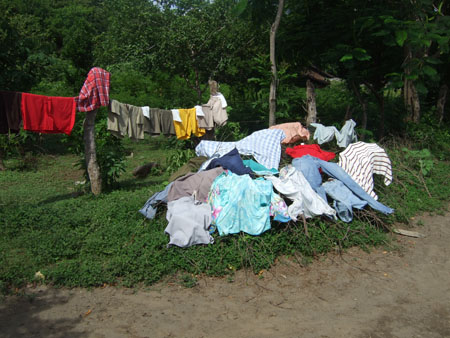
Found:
[338,142,393,200]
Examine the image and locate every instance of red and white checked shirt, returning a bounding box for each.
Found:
[75,67,110,112]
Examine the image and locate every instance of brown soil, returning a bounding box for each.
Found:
[1,208,450,338]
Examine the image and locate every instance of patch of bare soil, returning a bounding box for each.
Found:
[1,207,450,338]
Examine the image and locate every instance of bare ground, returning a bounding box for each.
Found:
[1,207,450,338]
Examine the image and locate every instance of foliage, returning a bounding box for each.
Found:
[214,121,248,142]
[402,148,434,176]
[246,54,302,124]
[404,111,450,160]
[165,148,195,175]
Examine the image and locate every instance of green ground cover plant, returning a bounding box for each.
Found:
[1,126,449,295]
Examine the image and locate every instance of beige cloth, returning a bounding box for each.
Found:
[167,167,224,203]
[197,104,215,130]
[108,99,145,140]
[269,122,310,144]
[144,108,175,135]
[202,96,228,128]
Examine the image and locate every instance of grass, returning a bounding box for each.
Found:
[1,134,449,294]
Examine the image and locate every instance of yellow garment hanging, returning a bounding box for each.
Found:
[174,108,206,140]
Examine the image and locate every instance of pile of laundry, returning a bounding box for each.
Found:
[139,120,394,248]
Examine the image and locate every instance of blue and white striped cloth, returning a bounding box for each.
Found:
[195,129,286,170]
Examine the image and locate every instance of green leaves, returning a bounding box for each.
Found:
[339,48,371,63]
[395,30,408,46]
[232,0,248,17]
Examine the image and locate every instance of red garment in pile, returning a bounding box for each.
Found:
[21,93,76,135]
[286,144,335,161]
[75,67,110,112]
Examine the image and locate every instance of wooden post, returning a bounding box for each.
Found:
[0,148,5,171]
[306,79,317,126]
[269,0,284,127]
[437,84,448,125]
[84,109,102,195]
[208,79,218,96]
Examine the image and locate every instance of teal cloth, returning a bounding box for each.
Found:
[208,172,272,236]
[243,159,278,176]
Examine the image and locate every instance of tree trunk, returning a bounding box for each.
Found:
[350,81,368,138]
[268,0,284,127]
[0,148,5,171]
[437,84,448,125]
[84,109,102,195]
[378,94,385,138]
[365,82,385,138]
[404,78,421,123]
[403,45,421,123]
[305,79,317,126]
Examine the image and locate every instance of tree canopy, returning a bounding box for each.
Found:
[1,0,449,131]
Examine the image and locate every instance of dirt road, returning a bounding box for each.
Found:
[1,208,450,338]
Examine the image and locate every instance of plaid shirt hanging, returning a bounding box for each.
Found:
[75,67,110,112]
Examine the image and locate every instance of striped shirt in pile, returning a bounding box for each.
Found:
[338,142,392,201]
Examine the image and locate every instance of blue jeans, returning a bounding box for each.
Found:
[292,155,394,215]
[323,179,368,222]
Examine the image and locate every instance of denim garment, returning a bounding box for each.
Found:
[139,182,173,219]
[323,179,368,222]
[292,155,394,215]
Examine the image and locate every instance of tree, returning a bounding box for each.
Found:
[149,0,256,103]
[268,0,284,126]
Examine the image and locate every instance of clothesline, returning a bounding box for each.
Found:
[0,67,229,142]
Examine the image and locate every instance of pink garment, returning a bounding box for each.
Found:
[269,122,310,144]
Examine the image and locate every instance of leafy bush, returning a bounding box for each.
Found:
[165,148,195,175]
[405,111,450,160]
[214,121,247,141]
